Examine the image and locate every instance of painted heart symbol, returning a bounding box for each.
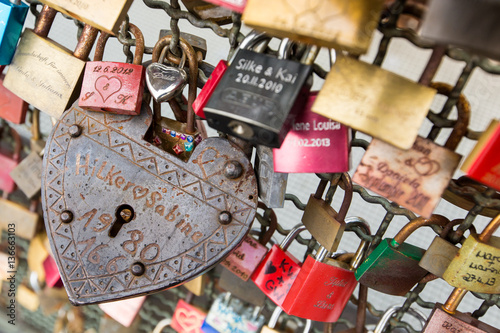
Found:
[146,63,187,103]
[95,75,122,102]
[41,101,257,305]
[264,261,277,275]
[175,308,205,333]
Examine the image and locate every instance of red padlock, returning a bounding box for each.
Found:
[0,126,22,194]
[251,224,307,307]
[273,91,351,173]
[0,66,28,124]
[79,24,145,115]
[192,60,227,119]
[221,202,277,281]
[43,254,63,288]
[281,218,371,322]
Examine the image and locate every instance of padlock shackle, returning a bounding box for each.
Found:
[228,30,270,64]
[94,24,144,65]
[392,214,450,248]
[34,5,57,38]
[372,305,427,333]
[442,287,468,314]
[257,202,278,245]
[479,214,500,243]
[344,217,371,270]
[151,36,198,134]
[314,173,353,222]
[31,108,40,141]
[429,82,471,151]
[73,24,98,61]
[267,306,312,332]
[280,224,307,252]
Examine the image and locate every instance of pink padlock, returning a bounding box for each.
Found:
[0,127,22,194]
[203,0,247,13]
[43,255,63,288]
[273,92,351,173]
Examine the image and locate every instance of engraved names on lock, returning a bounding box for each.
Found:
[221,235,267,281]
[423,307,492,333]
[41,104,258,304]
[353,136,461,218]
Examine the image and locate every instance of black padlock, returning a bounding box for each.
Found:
[204,31,317,148]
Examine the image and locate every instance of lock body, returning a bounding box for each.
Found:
[0,148,19,193]
[43,255,63,288]
[204,49,312,148]
[218,268,267,307]
[4,29,86,118]
[0,198,39,240]
[418,236,459,279]
[282,256,357,322]
[353,136,462,218]
[193,60,228,119]
[255,145,288,208]
[0,72,28,123]
[171,299,206,333]
[251,244,302,306]
[10,151,43,198]
[181,0,233,25]
[421,0,500,61]
[242,0,384,54]
[41,102,258,304]
[312,56,436,150]
[443,233,500,294]
[423,303,500,333]
[37,0,132,34]
[221,234,268,281]
[301,195,345,253]
[355,238,428,296]
[79,61,145,115]
[461,119,500,191]
[0,0,28,65]
[273,92,350,173]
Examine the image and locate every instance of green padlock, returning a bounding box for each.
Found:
[355,214,450,296]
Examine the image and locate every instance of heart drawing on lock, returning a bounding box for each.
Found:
[95,75,122,102]
[175,308,205,333]
[41,101,258,305]
[265,261,277,275]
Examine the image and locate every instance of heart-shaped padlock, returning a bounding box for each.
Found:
[41,101,258,305]
[146,45,188,103]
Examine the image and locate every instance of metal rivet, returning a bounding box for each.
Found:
[224,161,243,179]
[218,211,232,225]
[60,210,73,223]
[131,262,145,276]
[68,125,82,138]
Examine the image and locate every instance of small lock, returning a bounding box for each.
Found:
[98,296,146,328]
[0,0,28,65]
[181,0,233,26]
[422,288,500,333]
[251,224,308,307]
[312,52,437,150]
[461,119,500,192]
[355,214,451,296]
[0,126,22,194]
[79,24,146,116]
[442,214,500,294]
[204,34,317,148]
[0,66,28,124]
[255,145,288,208]
[282,217,370,322]
[171,298,207,333]
[353,82,468,218]
[301,173,352,253]
[4,7,99,118]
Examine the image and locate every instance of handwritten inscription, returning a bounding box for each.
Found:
[221,236,267,281]
[460,250,500,287]
[353,136,461,218]
[75,153,204,242]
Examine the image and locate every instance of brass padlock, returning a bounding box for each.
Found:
[302,173,352,253]
[4,6,98,118]
[0,196,40,240]
[312,53,436,150]
[242,0,385,54]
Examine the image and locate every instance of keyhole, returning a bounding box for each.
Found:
[108,204,135,238]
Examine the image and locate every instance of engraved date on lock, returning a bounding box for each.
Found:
[92,65,135,75]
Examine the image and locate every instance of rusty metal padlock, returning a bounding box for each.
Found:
[181,0,233,25]
[353,82,468,218]
[254,145,288,208]
[159,29,207,61]
[79,24,146,116]
[0,65,28,124]
[422,288,500,333]
[301,173,352,253]
[41,54,258,305]
[355,214,451,296]
[4,6,98,119]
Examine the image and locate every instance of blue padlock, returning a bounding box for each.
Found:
[0,0,28,65]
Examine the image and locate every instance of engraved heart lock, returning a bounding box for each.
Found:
[41,98,258,305]
[146,41,189,103]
